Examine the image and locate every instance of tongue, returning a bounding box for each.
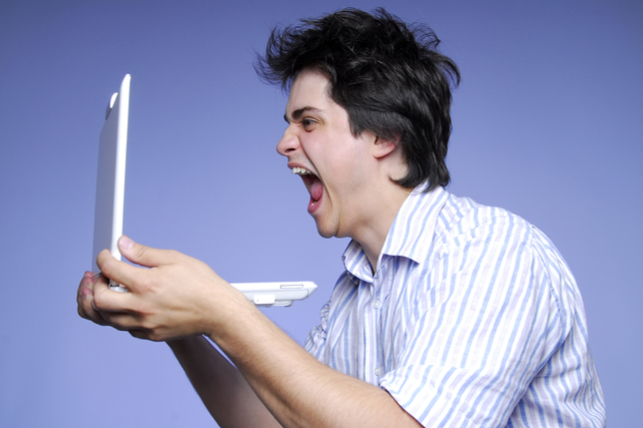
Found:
[310,177,323,202]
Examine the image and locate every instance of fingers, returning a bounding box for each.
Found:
[76,271,109,326]
[77,272,153,336]
[96,308,170,342]
[91,270,137,313]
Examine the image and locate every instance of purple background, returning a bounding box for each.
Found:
[1,1,640,426]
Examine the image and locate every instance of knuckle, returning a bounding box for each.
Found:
[135,243,148,259]
[137,274,155,294]
[92,288,106,309]
[138,315,157,332]
[112,322,128,332]
[96,249,112,267]
[100,258,116,277]
[163,248,181,263]
[166,249,180,258]
[147,329,165,342]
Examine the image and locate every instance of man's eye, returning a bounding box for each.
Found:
[301,118,316,129]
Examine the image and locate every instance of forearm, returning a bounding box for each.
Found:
[210,309,422,428]
[168,335,281,428]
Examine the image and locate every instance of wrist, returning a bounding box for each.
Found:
[202,288,261,345]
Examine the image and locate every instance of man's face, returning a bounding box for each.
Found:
[277,69,377,240]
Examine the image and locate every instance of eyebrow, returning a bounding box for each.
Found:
[283,106,322,123]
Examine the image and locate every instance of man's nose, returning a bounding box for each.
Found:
[276,125,299,156]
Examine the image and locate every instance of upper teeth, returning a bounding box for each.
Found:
[292,167,311,175]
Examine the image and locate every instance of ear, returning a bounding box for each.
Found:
[370,135,399,159]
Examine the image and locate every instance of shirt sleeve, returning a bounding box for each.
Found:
[304,300,330,359]
[379,214,570,427]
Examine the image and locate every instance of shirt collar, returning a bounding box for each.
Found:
[341,183,449,283]
[380,183,448,264]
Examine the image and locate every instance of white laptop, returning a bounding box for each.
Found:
[92,74,317,306]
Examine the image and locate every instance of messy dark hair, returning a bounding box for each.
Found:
[256,8,460,190]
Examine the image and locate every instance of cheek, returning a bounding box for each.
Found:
[310,133,366,183]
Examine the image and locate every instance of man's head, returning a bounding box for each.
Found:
[257,8,460,191]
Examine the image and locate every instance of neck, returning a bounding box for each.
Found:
[354,183,413,272]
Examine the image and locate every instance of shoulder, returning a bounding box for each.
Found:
[433,192,535,255]
[431,191,580,323]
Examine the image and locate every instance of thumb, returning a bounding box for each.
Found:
[118,235,177,268]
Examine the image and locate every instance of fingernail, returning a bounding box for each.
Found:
[119,235,134,250]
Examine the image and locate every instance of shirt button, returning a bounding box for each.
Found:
[374,367,381,376]
[373,299,381,309]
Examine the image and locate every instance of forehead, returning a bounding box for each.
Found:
[285,69,333,116]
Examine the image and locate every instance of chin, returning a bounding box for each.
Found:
[314,221,337,239]
[316,227,335,239]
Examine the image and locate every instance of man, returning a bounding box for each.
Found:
[77,8,606,427]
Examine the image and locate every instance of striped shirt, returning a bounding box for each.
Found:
[305,184,606,427]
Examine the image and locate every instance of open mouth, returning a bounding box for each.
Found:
[292,167,323,209]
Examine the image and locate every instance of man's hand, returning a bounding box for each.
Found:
[76,235,253,341]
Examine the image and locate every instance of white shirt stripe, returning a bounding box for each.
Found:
[305,185,606,427]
